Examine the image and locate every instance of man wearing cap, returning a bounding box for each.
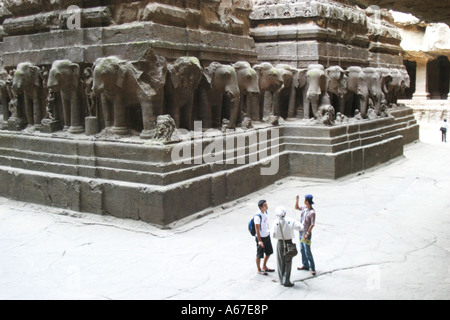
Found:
[295,194,317,276]
[271,206,304,287]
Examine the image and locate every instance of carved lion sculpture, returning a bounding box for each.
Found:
[151,114,177,143]
[317,105,336,126]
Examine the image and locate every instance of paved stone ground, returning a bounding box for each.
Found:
[0,117,449,300]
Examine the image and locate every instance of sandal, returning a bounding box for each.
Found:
[263,268,275,273]
[257,270,268,275]
[311,270,316,276]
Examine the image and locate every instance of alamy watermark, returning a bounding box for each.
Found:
[171,122,280,176]
[67,5,81,30]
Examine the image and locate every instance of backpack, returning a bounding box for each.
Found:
[248,213,262,236]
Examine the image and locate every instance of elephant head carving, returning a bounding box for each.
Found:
[13,62,41,93]
[48,60,80,91]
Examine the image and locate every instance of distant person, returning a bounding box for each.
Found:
[271,206,303,287]
[440,119,448,143]
[254,200,274,275]
[295,194,317,276]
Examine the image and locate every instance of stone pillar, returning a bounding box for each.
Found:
[412,58,430,100]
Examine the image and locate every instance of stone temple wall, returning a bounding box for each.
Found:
[250,0,404,69]
[0,0,257,67]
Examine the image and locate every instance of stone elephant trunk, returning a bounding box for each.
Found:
[48,60,85,133]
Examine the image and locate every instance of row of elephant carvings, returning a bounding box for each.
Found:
[0,48,410,139]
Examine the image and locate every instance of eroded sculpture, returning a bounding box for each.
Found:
[48,60,84,133]
[198,62,240,129]
[165,57,203,131]
[303,64,331,120]
[233,61,260,122]
[151,114,177,143]
[12,62,44,130]
[1,50,411,137]
[92,49,167,139]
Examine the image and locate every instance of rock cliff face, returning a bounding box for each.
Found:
[354,0,450,26]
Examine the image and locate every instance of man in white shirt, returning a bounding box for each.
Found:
[441,119,448,143]
[272,206,303,287]
[254,200,274,275]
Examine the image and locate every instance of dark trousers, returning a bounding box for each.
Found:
[276,240,294,286]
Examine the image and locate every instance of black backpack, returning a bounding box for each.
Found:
[248,213,262,236]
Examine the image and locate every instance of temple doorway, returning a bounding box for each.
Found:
[402,60,416,99]
[427,56,450,100]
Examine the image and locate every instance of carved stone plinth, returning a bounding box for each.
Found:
[7,117,26,131]
[0,106,419,226]
[85,116,99,136]
[40,119,62,133]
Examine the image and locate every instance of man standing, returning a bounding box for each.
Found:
[254,200,274,275]
[440,119,448,143]
[295,194,317,276]
[271,206,303,287]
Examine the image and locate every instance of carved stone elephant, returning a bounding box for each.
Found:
[363,67,384,116]
[253,62,284,120]
[93,49,167,139]
[386,68,410,107]
[47,60,85,133]
[344,66,369,118]
[399,69,411,101]
[287,67,308,119]
[12,62,44,129]
[326,66,347,115]
[303,64,331,119]
[377,68,393,110]
[197,62,240,129]
[165,57,203,131]
[232,61,260,122]
[0,67,11,126]
[274,64,297,119]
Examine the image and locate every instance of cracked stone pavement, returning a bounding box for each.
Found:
[0,122,449,300]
